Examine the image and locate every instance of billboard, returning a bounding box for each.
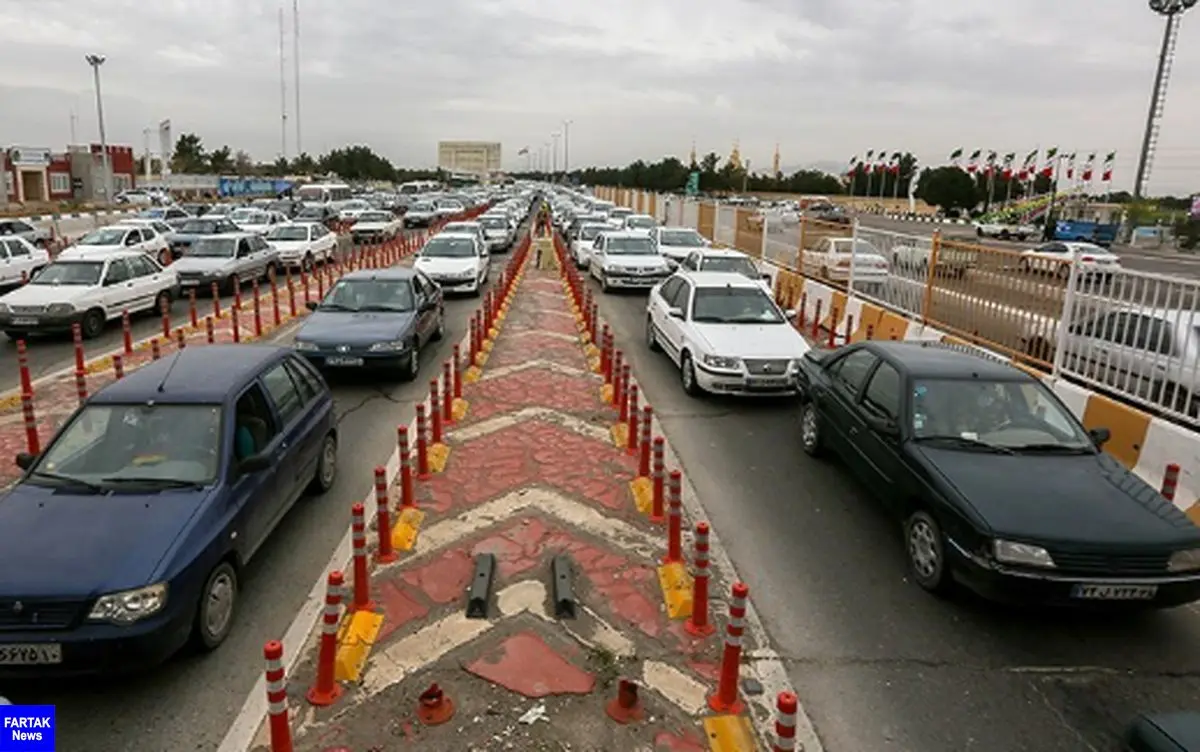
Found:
[1191,195,1200,219]
[218,177,294,197]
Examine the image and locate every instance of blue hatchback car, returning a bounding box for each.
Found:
[0,345,337,676]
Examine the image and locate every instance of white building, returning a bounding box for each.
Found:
[437,141,501,175]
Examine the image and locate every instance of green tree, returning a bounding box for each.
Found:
[916,166,979,213]
[318,145,396,181]
[170,133,206,173]
[208,146,233,174]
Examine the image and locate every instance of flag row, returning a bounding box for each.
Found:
[946,148,1116,183]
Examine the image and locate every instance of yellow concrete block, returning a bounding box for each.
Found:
[464,365,483,384]
[392,506,426,551]
[488,327,499,340]
[610,422,629,448]
[583,342,599,358]
[588,355,601,374]
[428,442,451,473]
[473,350,489,367]
[334,609,384,682]
[600,383,614,404]
[630,476,654,515]
[704,715,755,752]
[0,394,19,410]
[451,398,470,421]
[481,339,494,353]
[657,561,693,620]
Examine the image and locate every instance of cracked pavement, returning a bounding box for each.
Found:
[594,286,1200,752]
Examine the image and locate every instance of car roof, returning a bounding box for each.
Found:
[207,232,257,239]
[444,221,481,227]
[340,267,417,282]
[90,345,293,404]
[691,247,746,258]
[432,232,478,240]
[603,231,655,240]
[626,214,654,220]
[856,340,1031,381]
[57,249,145,261]
[675,271,762,289]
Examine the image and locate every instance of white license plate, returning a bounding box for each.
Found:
[180,279,201,286]
[748,377,789,388]
[10,317,38,326]
[325,356,364,367]
[0,643,62,665]
[1071,584,1158,600]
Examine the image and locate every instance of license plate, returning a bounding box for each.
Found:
[10,317,38,326]
[325,356,363,367]
[747,377,789,388]
[0,643,62,665]
[180,279,200,287]
[1071,584,1158,600]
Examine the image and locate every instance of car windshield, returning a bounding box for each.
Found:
[606,237,656,255]
[32,261,103,286]
[78,228,127,246]
[437,201,463,209]
[411,203,435,212]
[29,404,223,488]
[443,224,477,235]
[319,278,415,312]
[911,378,1094,451]
[358,212,392,223]
[480,218,507,229]
[691,287,784,324]
[626,217,656,229]
[139,208,166,218]
[190,238,238,258]
[659,230,705,247]
[579,225,606,241]
[179,220,219,234]
[268,226,310,241]
[422,238,476,258]
[830,240,881,255]
[230,209,257,222]
[296,208,325,219]
[239,212,269,224]
[700,257,759,277]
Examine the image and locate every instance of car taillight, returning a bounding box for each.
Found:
[1081,256,1095,262]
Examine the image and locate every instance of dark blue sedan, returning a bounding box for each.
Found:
[292,267,445,379]
[0,345,337,675]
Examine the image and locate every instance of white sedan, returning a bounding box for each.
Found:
[59,225,171,266]
[1018,241,1121,281]
[645,270,809,397]
[233,210,288,235]
[350,210,402,244]
[651,226,711,268]
[266,222,338,270]
[0,236,51,289]
[413,233,489,296]
[571,223,610,268]
[588,231,672,292]
[802,237,889,290]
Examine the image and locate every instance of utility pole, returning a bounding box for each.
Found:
[562,119,572,177]
[551,132,560,175]
[292,0,302,156]
[142,128,152,183]
[279,6,288,161]
[1133,0,1195,198]
[85,54,114,203]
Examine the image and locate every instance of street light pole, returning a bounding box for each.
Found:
[85,54,114,203]
[1133,0,1195,198]
[562,120,572,178]
[551,132,560,176]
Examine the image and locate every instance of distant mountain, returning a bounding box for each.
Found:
[775,161,844,176]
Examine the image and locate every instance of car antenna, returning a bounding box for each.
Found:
[157,350,184,393]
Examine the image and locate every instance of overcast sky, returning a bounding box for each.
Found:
[1,0,1197,194]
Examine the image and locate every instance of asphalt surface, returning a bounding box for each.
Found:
[0,292,483,752]
[594,282,1200,752]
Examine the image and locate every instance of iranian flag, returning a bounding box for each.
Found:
[889,152,902,174]
[1102,152,1116,182]
[1001,153,1016,179]
[966,149,982,173]
[1065,153,1077,180]
[1018,150,1038,180]
[1081,153,1096,181]
[875,149,887,171]
[847,156,859,176]
[948,148,964,167]
[985,151,998,176]
[1039,147,1058,178]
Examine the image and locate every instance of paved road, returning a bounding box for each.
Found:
[594,283,1200,752]
[0,293,483,752]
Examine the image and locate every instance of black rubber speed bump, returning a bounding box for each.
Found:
[466,553,496,619]
[551,555,577,619]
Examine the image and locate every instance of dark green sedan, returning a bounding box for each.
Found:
[795,340,1200,608]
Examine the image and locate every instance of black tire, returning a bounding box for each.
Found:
[680,351,703,397]
[646,315,661,352]
[307,433,337,495]
[154,289,172,316]
[402,340,420,381]
[80,308,106,339]
[193,560,238,651]
[4,330,25,341]
[432,307,445,341]
[999,231,1010,241]
[800,401,823,457]
[905,510,952,595]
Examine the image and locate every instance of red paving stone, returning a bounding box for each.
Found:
[463,631,596,698]
[398,549,474,604]
[528,311,582,336]
[375,580,431,642]
[458,369,607,423]
[484,331,589,370]
[420,420,635,515]
[656,730,710,751]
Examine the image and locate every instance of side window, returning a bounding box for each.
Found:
[0,241,10,259]
[261,363,305,426]
[829,349,878,397]
[141,226,158,239]
[284,358,320,404]
[233,384,280,459]
[658,278,683,306]
[14,221,34,233]
[682,253,699,270]
[412,276,428,298]
[238,239,252,256]
[675,281,693,315]
[6,239,29,258]
[1098,312,1133,344]
[861,362,902,421]
[127,256,154,277]
[104,259,131,284]
[123,230,139,246]
[1127,315,1174,355]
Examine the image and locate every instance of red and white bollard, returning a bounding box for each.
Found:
[263,640,294,752]
[74,369,87,405]
[188,289,198,328]
[397,426,415,508]
[773,691,799,752]
[122,309,133,354]
[664,470,683,565]
[287,277,297,318]
[160,296,171,339]
[1162,463,1181,501]
[452,345,463,399]
[442,361,454,423]
[21,392,40,455]
[708,581,749,714]
[112,353,124,380]
[175,328,186,350]
[685,521,714,636]
[650,437,666,523]
[374,466,398,564]
[614,354,627,416]
[625,385,639,455]
[151,338,162,360]
[638,405,653,477]
[211,282,222,320]
[205,316,215,344]
[350,502,375,611]
[415,404,431,479]
[271,276,282,327]
[72,322,85,373]
[15,340,32,396]
[306,571,345,706]
[231,304,242,343]
[252,282,263,337]
[429,381,443,444]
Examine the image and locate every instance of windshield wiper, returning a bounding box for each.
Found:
[914,435,1016,454]
[359,305,412,313]
[318,303,356,311]
[29,471,105,491]
[1010,443,1093,455]
[101,477,206,489]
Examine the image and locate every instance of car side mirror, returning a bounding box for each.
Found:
[667,307,683,319]
[784,309,798,320]
[762,272,773,282]
[1088,427,1111,447]
[306,300,319,311]
[865,414,899,438]
[14,452,35,470]
[238,453,271,474]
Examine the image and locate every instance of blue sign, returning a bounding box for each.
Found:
[0,705,55,751]
[217,177,294,198]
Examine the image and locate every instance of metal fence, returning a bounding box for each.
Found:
[598,190,1200,428]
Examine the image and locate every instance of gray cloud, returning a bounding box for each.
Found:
[0,0,1196,193]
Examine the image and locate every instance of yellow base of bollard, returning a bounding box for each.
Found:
[583,342,600,358]
[427,442,451,473]
[464,365,483,384]
[600,383,614,404]
[392,506,426,551]
[656,561,694,620]
[451,398,470,421]
[588,355,601,374]
[488,327,499,340]
[481,339,494,353]
[629,476,653,515]
[474,350,489,367]
[335,610,385,682]
[703,715,755,752]
[610,422,629,448]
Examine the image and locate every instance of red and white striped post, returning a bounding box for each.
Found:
[211,282,222,321]
[252,281,263,337]
[374,466,398,564]
[1162,463,1181,501]
[397,426,415,508]
[600,326,612,381]
[122,310,133,354]
[429,382,443,445]
[74,369,87,405]
[614,355,627,416]
[151,338,162,360]
[287,277,297,318]
[664,470,683,565]
[306,571,345,706]
[442,361,454,423]
[350,502,375,611]
[21,392,40,455]
[810,299,822,339]
[188,289,198,328]
[175,328,186,350]
[72,322,85,373]
[452,345,463,399]
[271,275,282,327]
[625,385,640,456]
[650,437,666,523]
[205,316,215,344]
[15,340,32,396]
[415,404,431,479]
[773,691,799,752]
[112,354,124,380]
[231,304,242,343]
[707,581,749,714]
[160,296,171,339]
[638,405,653,477]
[843,314,854,344]
[684,521,714,636]
[263,640,294,752]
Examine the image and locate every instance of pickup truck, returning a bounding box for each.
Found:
[974,221,1038,241]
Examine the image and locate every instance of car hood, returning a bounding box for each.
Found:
[1,283,92,304]
[415,257,478,274]
[63,244,122,257]
[297,309,416,344]
[269,241,309,253]
[602,254,668,269]
[353,222,392,231]
[915,447,1200,546]
[172,256,234,273]
[691,323,810,359]
[659,245,702,260]
[0,484,210,594]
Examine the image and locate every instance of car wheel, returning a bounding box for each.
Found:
[80,308,106,339]
[680,351,703,397]
[646,315,660,351]
[307,433,338,494]
[154,290,172,316]
[193,561,238,651]
[302,253,315,272]
[800,402,823,457]
[402,340,420,381]
[4,330,25,341]
[905,510,952,595]
[976,228,984,238]
[600,274,610,293]
[1016,234,1028,242]
[432,308,445,341]
[999,231,1010,241]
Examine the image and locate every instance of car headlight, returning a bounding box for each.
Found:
[701,354,741,371]
[88,582,168,625]
[1168,549,1200,572]
[0,303,9,314]
[46,303,75,315]
[369,340,407,352]
[992,539,1055,568]
[293,340,318,352]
